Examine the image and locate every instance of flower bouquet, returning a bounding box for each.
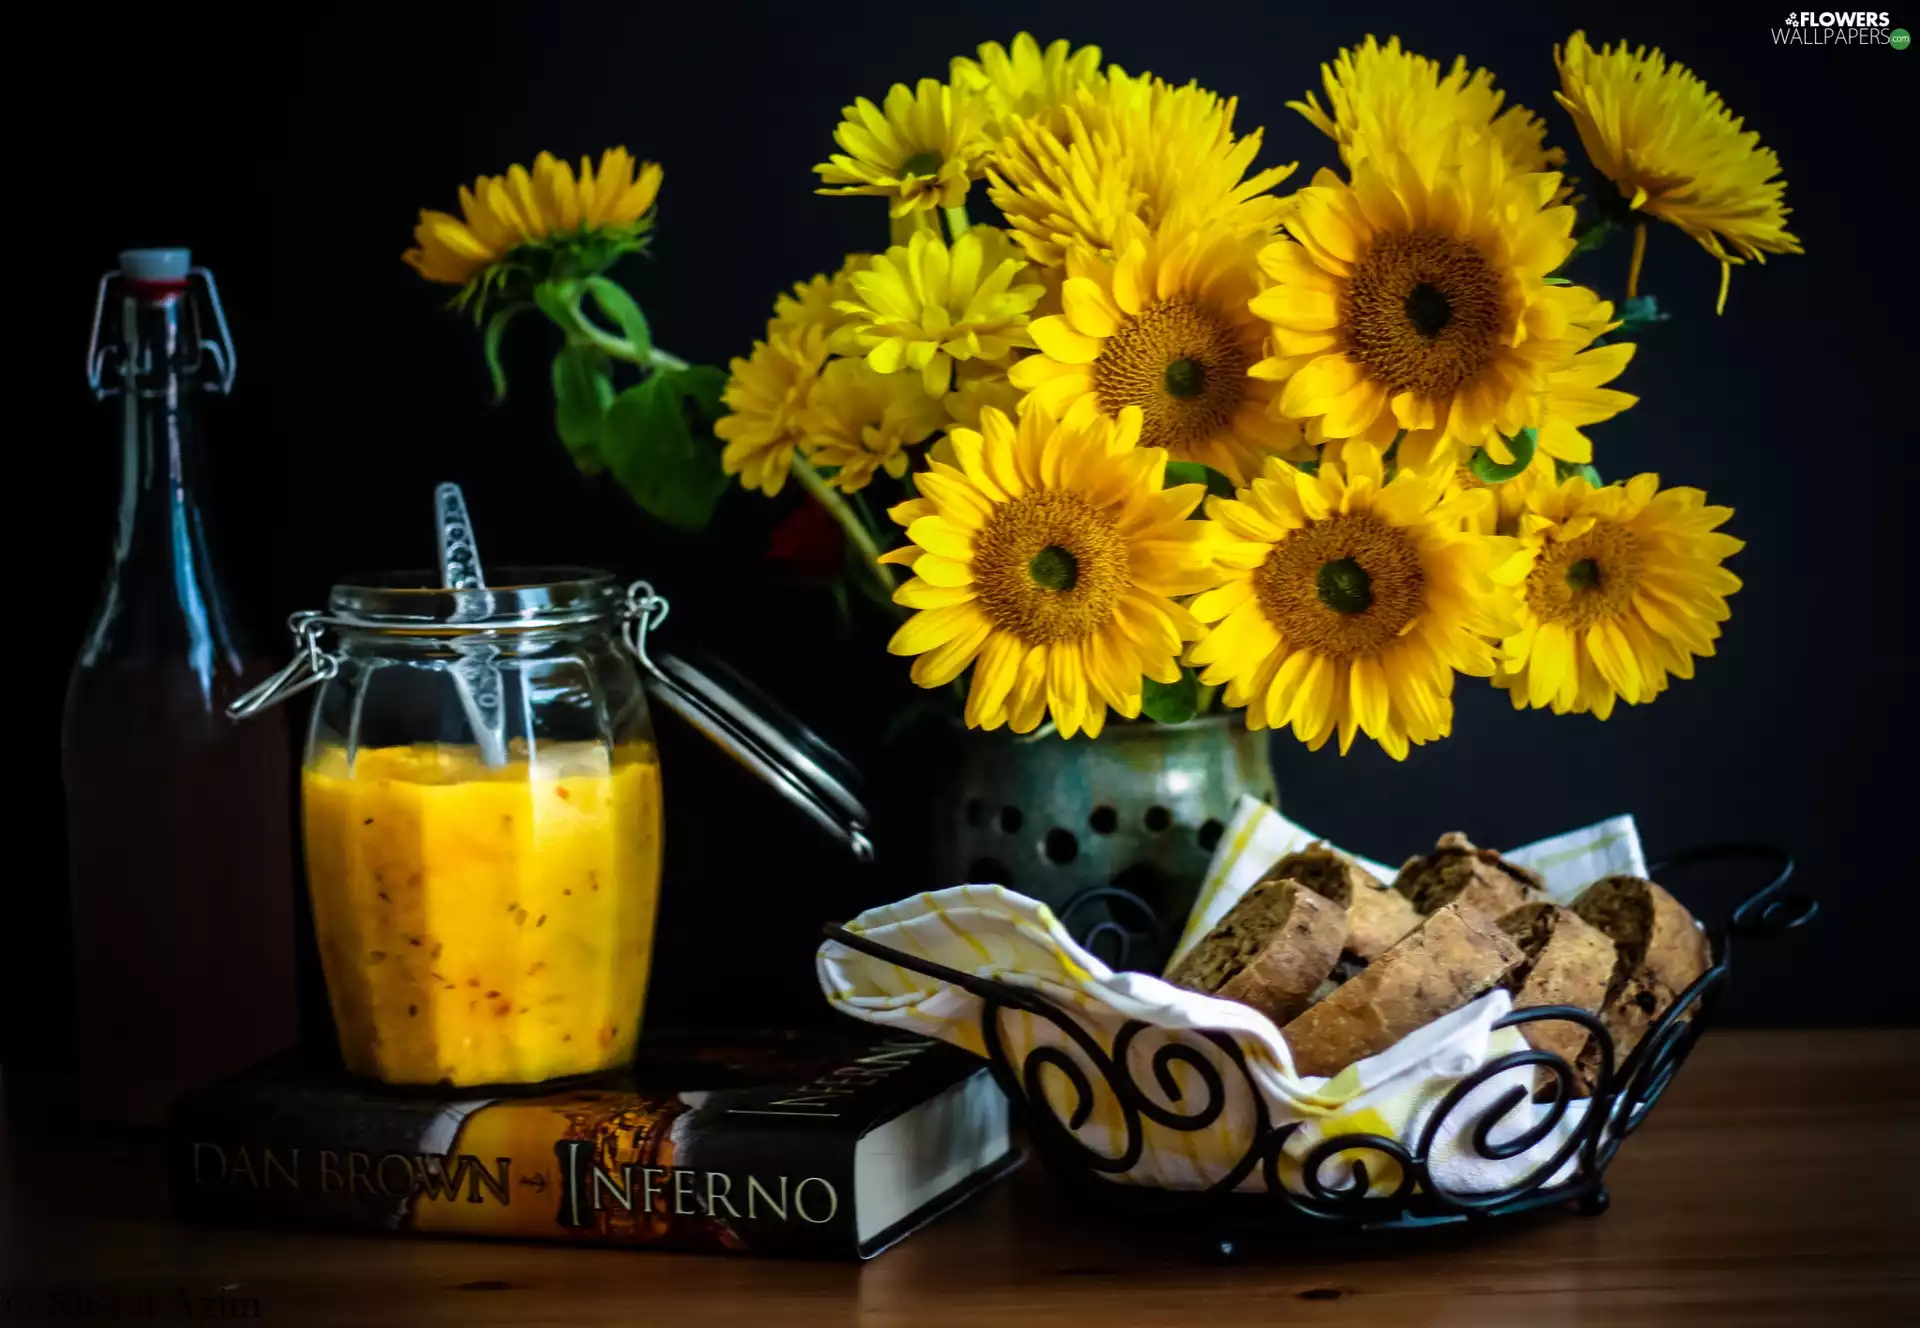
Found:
[405,30,1792,761]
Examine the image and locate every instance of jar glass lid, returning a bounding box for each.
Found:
[327,566,622,632]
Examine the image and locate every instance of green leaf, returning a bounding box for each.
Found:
[551,345,613,472]
[1566,219,1614,260]
[532,279,580,331]
[1615,293,1672,338]
[582,277,652,358]
[1543,275,1572,285]
[1555,459,1604,487]
[1141,669,1200,725]
[1164,461,1236,499]
[600,365,731,532]
[481,303,532,402]
[1470,427,1538,484]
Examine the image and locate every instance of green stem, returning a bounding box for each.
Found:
[551,289,686,372]
[942,204,971,242]
[791,458,902,615]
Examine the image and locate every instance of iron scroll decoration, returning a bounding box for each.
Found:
[822,843,1813,1240]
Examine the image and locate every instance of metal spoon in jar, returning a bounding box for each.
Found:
[436,482,509,767]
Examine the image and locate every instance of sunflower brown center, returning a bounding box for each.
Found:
[1526,522,1643,629]
[1343,233,1504,398]
[1253,513,1426,659]
[1093,297,1249,459]
[974,491,1128,645]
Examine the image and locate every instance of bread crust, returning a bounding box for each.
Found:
[1215,886,1347,1026]
[1347,884,1424,961]
[1280,901,1526,1078]
[1497,903,1617,1073]
[1260,843,1420,960]
[1573,875,1711,996]
[1575,969,1679,1088]
[1571,876,1713,1091]
[1166,879,1347,1026]
[1393,832,1546,923]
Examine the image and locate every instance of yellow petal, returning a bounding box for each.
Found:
[1029,315,1103,365]
[888,602,984,656]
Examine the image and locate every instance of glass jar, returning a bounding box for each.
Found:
[253,568,664,1087]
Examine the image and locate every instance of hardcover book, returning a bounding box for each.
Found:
[168,1030,1015,1260]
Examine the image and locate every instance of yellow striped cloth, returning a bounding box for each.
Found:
[817,883,1589,1197]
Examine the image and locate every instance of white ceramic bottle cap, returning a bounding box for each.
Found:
[119,248,192,281]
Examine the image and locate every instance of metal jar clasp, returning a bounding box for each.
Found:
[227,612,340,720]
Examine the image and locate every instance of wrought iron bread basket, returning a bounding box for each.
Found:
[823,844,1812,1250]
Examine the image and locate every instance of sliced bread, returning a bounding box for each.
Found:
[1279,900,1527,1078]
[1259,843,1422,960]
[1572,875,1713,1083]
[1164,879,1347,1027]
[1496,902,1618,1076]
[1393,832,1546,923]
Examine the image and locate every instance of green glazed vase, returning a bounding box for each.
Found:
[929,716,1274,972]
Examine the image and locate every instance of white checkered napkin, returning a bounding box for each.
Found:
[817,884,1590,1196]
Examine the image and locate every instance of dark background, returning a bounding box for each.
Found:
[14,1,1912,1067]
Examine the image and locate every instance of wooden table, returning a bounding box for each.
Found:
[4,1030,1916,1326]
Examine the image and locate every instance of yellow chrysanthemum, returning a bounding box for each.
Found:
[1249,132,1601,471]
[1189,446,1519,759]
[1010,218,1303,483]
[714,325,828,497]
[988,69,1296,266]
[1554,32,1801,313]
[796,358,946,493]
[881,405,1215,738]
[1289,35,1565,181]
[835,227,1044,397]
[1492,472,1742,717]
[943,360,1026,430]
[950,33,1104,139]
[815,79,988,218]
[404,148,662,293]
[1533,290,1637,466]
[769,253,872,346]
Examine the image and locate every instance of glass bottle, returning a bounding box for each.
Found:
[63,248,297,1122]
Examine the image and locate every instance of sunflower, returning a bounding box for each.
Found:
[815,78,988,218]
[404,149,662,307]
[1554,32,1801,313]
[1492,473,1741,718]
[1452,449,1557,536]
[835,226,1044,397]
[1249,131,1596,471]
[950,33,1104,139]
[1290,35,1564,181]
[769,253,871,345]
[1188,445,1519,758]
[881,405,1214,737]
[796,358,947,493]
[1009,218,1303,483]
[714,324,829,497]
[988,69,1296,266]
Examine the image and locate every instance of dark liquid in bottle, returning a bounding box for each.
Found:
[63,665,298,1122]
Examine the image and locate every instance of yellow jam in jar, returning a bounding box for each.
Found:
[302,742,662,1086]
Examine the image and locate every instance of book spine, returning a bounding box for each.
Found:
[168,1091,861,1257]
